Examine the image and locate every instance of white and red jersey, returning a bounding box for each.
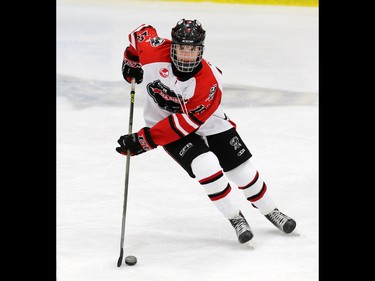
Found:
[125,24,234,146]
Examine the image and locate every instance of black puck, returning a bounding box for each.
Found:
[125,255,137,266]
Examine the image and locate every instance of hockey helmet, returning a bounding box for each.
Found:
[170,19,206,72]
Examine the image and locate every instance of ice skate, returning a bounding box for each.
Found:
[265,208,296,234]
[229,211,254,244]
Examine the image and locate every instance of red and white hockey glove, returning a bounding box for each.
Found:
[122,46,143,84]
[116,127,157,156]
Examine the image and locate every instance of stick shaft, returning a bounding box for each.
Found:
[117,78,136,267]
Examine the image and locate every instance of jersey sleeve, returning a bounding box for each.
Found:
[149,62,223,146]
[126,24,170,65]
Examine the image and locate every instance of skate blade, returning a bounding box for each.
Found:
[290,229,300,236]
[245,240,255,248]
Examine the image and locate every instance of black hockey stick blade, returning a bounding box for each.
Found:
[117,248,124,267]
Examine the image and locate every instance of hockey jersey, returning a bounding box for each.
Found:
[125,24,234,147]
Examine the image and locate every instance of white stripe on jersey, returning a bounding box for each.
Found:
[129,33,137,50]
[172,114,189,135]
[181,114,199,129]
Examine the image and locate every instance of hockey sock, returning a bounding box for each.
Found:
[191,152,239,219]
[225,160,276,215]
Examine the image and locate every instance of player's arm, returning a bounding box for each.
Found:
[121,24,158,84]
[115,82,221,155]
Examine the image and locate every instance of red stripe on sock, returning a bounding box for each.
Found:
[210,185,232,201]
[199,170,223,185]
[239,171,259,190]
[247,183,267,202]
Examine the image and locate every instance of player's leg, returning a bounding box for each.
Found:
[163,133,253,243]
[206,127,296,234]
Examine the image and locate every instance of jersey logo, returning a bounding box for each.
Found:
[147,80,183,113]
[159,68,169,78]
[207,84,217,101]
[150,36,165,47]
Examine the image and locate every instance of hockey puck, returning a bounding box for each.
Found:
[125,255,137,266]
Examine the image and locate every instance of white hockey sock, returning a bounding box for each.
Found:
[191,152,239,219]
[225,160,276,215]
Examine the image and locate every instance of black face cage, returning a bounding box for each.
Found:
[171,44,204,73]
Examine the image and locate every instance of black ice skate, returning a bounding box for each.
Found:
[265,208,296,234]
[229,211,254,244]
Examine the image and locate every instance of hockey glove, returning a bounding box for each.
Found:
[116,127,157,156]
[122,46,143,84]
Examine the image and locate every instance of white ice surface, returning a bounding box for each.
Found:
[57,1,318,280]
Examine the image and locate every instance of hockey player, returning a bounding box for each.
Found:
[116,19,296,244]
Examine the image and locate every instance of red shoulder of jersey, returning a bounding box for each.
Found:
[127,24,170,65]
[149,60,223,146]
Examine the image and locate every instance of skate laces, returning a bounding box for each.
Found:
[266,209,288,226]
[230,214,248,235]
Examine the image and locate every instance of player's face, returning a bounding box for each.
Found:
[175,44,201,62]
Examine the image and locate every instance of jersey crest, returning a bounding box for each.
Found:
[147,80,183,113]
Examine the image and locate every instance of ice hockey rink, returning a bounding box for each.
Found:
[57,0,318,280]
